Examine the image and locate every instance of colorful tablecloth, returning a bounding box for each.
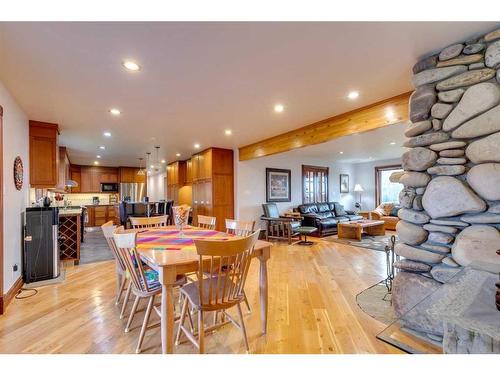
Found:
[136,226,232,251]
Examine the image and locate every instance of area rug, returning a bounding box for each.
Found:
[79,228,114,264]
[326,233,398,252]
[356,282,396,325]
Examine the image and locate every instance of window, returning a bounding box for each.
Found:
[302,165,329,203]
[375,165,403,206]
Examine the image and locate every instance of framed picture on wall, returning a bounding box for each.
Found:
[340,174,349,193]
[266,168,291,202]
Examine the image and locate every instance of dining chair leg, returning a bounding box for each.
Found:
[125,295,140,333]
[175,296,189,345]
[243,290,252,313]
[198,310,205,354]
[236,303,250,353]
[120,281,132,319]
[116,275,127,305]
[136,295,154,354]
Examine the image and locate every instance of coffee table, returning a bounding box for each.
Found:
[337,219,385,241]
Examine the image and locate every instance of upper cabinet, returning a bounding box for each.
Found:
[79,166,119,193]
[69,165,81,193]
[29,121,59,188]
[57,146,70,191]
[118,167,145,183]
[166,161,186,186]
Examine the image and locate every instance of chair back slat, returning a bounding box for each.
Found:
[197,215,216,230]
[129,215,168,229]
[194,231,259,310]
[101,221,127,272]
[225,219,255,236]
[113,227,155,293]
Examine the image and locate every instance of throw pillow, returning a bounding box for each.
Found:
[376,203,394,216]
[334,202,347,216]
[390,205,401,217]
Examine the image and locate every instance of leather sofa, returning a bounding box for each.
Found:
[296,202,363,237]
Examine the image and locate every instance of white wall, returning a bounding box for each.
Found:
[353,157,401,211]
[147,171,166,201]
[235,149,357,227]
[1,81,29,292]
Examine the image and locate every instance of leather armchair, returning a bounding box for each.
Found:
[261,203,302,244]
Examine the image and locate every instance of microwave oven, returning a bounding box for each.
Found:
[100,183,119,193]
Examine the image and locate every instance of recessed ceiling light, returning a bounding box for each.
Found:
[175,153,181,157]
[109,108,121,116]
[161,159,166,164]
[390,142,396,145]
[103,131,111,137]
[194,143,200,149]
[94,161,99,165]
[386,108,396,121]
[347,91,359,100]
[99,145,106,150]
[96,155,101,159]
[225,129,232,136]
[150,165,154,169]
[274,104,285,113]
[122,60,141,72]
[339,151,344,154]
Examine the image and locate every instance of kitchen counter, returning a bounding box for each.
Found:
[59,208,82,216]
[83,203,118,207]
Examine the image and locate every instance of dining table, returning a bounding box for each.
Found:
[136,225,272,354]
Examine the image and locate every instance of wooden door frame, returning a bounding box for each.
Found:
[0,105,4,314]
[374,164,403,207]
[301,164,329,204]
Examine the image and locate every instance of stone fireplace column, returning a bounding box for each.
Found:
[393,27,500,339]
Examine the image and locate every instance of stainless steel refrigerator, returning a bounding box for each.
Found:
[120,183,146,202]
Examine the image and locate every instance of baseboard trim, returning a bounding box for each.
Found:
[1,276,24,313]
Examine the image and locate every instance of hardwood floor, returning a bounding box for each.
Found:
[0,237,403,354]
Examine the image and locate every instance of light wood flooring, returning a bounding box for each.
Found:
[0,237,403,354]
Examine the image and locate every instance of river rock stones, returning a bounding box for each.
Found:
[432,119,442,130]
[394,259,432,273]
[405,120,432,137]
[460,212,500,224]
[427,165,466,176]
[421,242,451,254]
[422,176,486,218]
[402,147,437,171]
[398,208,430,224]
[485,40,500,68]
[409,85,436,122]
[412,55,438,74]
[412,66,467,87]
[439,149,464,157]
[431,103,453,119]
[396,220,428,245]
[484,28,500,42]
[428,231,454,245]
[466,163,500,201]
[436,54,483,68]
[442,83,500,131]
[399,172,431,188]
[413,195,423,211]
[463,43,485,55]
[430,265,462,283]
[430,219,469,227]
[452,104,500,138]
[395,243,445,263]
[429,141,466,151]
[436,68,496,90]
[442,257,460,267]
[466,132,500,163]
[439,44,464,61]
[404,132,449,148]
[451,225,500,271]
[469,62,485,70]
[437,157,467,165]
[488,203,500,214]
[389,170,404,183]
[437,88,464,103]
[399,188,416,208]
[423,224,458,234]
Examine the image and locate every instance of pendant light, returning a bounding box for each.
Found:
[137,157,145,176]
[146,152,151,175]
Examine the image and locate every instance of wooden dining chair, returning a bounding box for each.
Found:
[101,221,132,319]
[225,219,255,236]
[175,230,260,353]
[197,215,216,230]
[129,215,168,229]
[113,226,188,353]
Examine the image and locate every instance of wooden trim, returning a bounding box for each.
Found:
[301,164,329,204]
[374,164,403,207]
[2,276,24,312]
[239,92,411,161]
[0,105,3,314]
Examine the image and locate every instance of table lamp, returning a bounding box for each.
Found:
[354,184,364,212]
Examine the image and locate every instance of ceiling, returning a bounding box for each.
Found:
[286,121,408,163]
[0,22,497,166]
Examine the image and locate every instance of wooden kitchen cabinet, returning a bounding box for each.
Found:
[69,165,81,193]
[118,167,145,183]
[57,146,70,191]
[29,121,59,188]
[85,205,118,227]
[78,166,118,193]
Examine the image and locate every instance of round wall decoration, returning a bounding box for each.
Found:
[14,156,23,191]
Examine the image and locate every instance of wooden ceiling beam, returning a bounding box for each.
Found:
[238,91,411,161]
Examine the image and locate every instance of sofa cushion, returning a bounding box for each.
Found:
[318,218,339,228]
[346,214,363,221]
[375,203,395,216]
[316,212,333,219]
[333,202,347,216]
[298,204,318,214]
[334,216,350,222]
[316,203,330,213]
